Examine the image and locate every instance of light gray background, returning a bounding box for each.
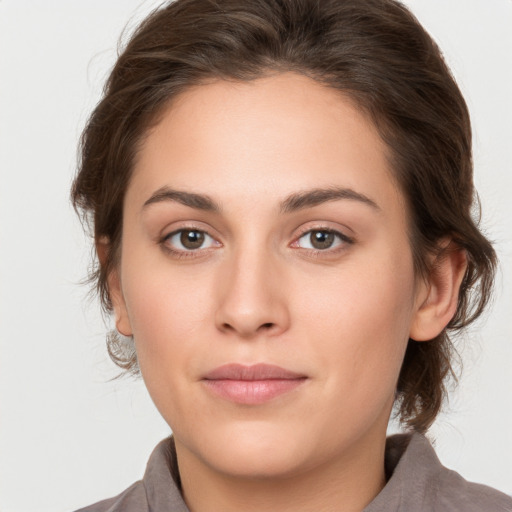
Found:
[0,1,511,511]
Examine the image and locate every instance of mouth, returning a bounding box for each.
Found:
[201,363,308,405]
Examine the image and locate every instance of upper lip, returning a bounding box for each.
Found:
[203,363,306,381]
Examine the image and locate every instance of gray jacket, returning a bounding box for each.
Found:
[75,433,512,511]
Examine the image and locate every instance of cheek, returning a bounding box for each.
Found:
[121,265,215,427]
[123,252,212,332]
[299,250,416,394]
[120,257,216,381]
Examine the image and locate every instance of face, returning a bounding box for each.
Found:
[112,73,427,480]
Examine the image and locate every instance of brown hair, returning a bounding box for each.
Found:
[72,0,496,432]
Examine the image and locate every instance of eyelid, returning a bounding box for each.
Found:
[157,221,353,258]
[290,225,355,251]
[160,225,222,258]
[158,219,220,243]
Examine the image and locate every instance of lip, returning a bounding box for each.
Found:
[202,363,307,405]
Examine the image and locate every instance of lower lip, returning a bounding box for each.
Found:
[203,378,306,404]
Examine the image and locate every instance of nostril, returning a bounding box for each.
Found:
[221,322,274,334]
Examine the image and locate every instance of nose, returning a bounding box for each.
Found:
[214,247,290,339]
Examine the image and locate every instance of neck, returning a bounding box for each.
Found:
[175,434,387,512]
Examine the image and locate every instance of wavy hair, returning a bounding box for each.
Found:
[72,0,496,432]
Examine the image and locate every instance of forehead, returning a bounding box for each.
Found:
[129,72,404,216]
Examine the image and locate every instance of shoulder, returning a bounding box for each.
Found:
[365,433,512,512]
[433,463,512,511]
[73,437,188,512]
[73,481,148,512]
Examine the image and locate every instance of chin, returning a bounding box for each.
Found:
[189,420,319,479]
[212,444,310,479]
[222,421,366,482]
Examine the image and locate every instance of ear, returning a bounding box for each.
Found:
[409,241,467,342]
[96,237,133,337]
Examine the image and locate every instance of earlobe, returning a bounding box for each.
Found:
[108,269,133,337]
[97,238,133,337]
[409,242,467,342]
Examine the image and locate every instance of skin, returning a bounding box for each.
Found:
[107,73,466,512]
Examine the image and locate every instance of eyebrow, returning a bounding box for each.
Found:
[280,187,380,213]
[142,185,380,214]
[143,186,221,212]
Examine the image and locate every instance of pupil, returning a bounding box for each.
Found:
[181,230,204,249]
[311,231,334,249]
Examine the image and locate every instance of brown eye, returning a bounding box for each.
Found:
[309,231,335,249]
[180,230,205,249]
[164,229,217,253]
[295,229,351,251]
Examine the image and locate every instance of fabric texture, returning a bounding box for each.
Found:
[75,433,512,511]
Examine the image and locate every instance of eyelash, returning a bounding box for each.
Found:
[291,227,354,255]
[160,226,354,259]
[161,228,220,259]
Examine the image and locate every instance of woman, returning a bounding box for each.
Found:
[72,0,512,510]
